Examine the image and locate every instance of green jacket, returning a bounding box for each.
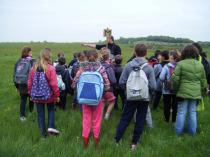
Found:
[172,59,207,100]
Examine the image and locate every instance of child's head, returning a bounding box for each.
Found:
[154,50,161,61]
[86,50,98,62]
[58,57,66,65]
[57,51,65,59]
[134,44,147,57]
[77,52,86,62]
[181,45,199,60]
[35,48,52,71]
[160,50,169,62]
[101,47,110,61]
[115,55,122,65]
[21,46,32,58]
[192,42,202,54]
[73,52,79,59]
[169,50,180,63]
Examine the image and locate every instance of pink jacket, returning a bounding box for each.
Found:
[28,64,60,104]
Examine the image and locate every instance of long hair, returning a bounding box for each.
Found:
[34,48,52,71]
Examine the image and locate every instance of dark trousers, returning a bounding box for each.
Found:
[56,91,67,110]
[36,103,55,137]
[163,94,177,122]
[115,101,149,145]
[113,87,126,110]
[153,91,162,109]
[20,94,34,117]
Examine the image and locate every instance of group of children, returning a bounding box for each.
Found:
[13,42,208,150]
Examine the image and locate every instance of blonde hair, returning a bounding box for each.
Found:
[34,48,52,71]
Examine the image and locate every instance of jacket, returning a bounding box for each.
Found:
[172,59,207,100]
[119,57,157,101]
[28,64,60,104]
[55,64,71,93]
[159,62,176,94]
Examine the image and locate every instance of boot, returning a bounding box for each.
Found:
[94,137,99,148]
[83,137,89,149]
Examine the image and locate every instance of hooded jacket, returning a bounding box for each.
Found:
[119,57,156,101]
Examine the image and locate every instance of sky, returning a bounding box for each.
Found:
[0,0,210,42]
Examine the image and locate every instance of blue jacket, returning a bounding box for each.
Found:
[159,62,176,94]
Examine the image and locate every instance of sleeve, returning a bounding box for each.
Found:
[13,60,19,83]
[96,44,106,50]
[154,64,162,78]
[100,67,110,91]
[159,66,167,82]
[119,64,130,90]
[172,63,181,91]
[200,65,208,95]
[27,68,35,95]
[147,66,157,92]
[71,67,83,89]
[106,66,117,85]
[47,68,60,99]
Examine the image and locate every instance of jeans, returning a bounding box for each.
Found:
[175,99,197,136]
[36,103,55,136]
[20,94,34,117]
[115,101,148,145]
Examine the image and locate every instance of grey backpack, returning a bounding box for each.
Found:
[126,63,149,101]
[14,59,32,84]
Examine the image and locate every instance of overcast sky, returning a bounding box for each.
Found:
[0,0,210,42]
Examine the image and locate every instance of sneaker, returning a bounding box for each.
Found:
[104,113,110,120]
[47,128,60,135]
[131,144,137,151]
[20,116,26,122]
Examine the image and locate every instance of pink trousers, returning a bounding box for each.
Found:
[82,100,104,138]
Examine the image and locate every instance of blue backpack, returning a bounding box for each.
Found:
[77,66,104,106]
[31,67,51,101]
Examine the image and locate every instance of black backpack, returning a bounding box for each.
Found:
[201,56,210,84]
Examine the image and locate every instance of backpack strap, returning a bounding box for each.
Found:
[96,66,103,72]
[140,63,148,70]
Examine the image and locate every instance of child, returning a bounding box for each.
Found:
[159,50,180,123]
[113,55,126,110]
[53,51,65,67]
[28,48,60,137]
[68,52,79,67]
[101,48,117,120]
[13,46,34,121]
[55,57,71,110]
[115,44,156,150]
[71,52,87,109]
[172,45,207,136]
[153,50,170,109]
[72,50,110,148]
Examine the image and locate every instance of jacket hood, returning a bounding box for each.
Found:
[129,57,148,67]
[55,64,66,75]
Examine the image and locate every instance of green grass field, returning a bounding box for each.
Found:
[0,42,210,157]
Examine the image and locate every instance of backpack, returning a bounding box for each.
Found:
[57,75,65,91]
[30,67,51,101]
[14,59,32,84]
[77,66,104,106]
[126,63,149,101]
[164,64,175,92]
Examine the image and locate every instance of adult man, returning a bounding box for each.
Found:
[82,36,121,58]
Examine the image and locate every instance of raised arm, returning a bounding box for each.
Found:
[81,43,96,49]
